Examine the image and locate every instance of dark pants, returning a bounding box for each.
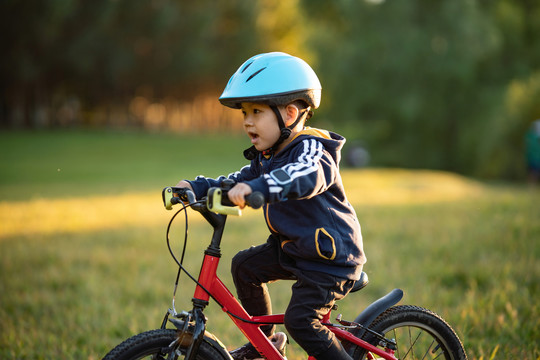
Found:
[231,235,356,359]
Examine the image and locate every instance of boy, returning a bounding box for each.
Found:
[176,52,366,360]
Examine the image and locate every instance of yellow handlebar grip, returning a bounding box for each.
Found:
[163,187,174,210]
[207,188,241,216]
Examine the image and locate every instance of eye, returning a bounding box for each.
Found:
[253,108,262,114]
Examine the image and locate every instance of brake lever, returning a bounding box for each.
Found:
[163,187,196,210]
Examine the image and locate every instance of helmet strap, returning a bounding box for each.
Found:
[266,105,309,154]
[270,105,287,130]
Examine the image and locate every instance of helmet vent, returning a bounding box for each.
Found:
[246,67,266,83]
[241,61,254,73]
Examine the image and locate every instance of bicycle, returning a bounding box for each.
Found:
[103,181,468,360]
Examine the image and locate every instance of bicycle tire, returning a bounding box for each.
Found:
[103,328,231,360]
[352,305,467,360]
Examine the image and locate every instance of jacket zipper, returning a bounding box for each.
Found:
[261,154,278,233]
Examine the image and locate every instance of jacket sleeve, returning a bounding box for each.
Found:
[246,138,337,203]
[186,162,260,199]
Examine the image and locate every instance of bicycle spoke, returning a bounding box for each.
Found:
[393,329,400,359]
[386,326,450,360]
[354,306,466,360]
[400,327,422,359]
[432,343,445,360]
[421,339,436,360]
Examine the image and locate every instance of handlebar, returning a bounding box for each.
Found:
[162,186,264,215]
[206,187,264,215]
[221,191,265,209]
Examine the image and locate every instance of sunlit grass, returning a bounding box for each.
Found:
[1,170,539,359]
[0,169,483,240]
[1,131,538,359]
[343,168,485,206]
[0,192,162,239]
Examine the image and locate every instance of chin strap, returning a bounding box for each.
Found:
[243,105,310,160]
[243,145,259,160]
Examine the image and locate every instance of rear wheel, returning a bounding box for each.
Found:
[352,305,467,360]
[103,329,230,360]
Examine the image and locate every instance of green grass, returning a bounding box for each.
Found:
[0,130,538,359]
[0,129,248,200]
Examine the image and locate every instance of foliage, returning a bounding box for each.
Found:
[482,71,540,179]
[1,0,540,179]
[304,0,540,178]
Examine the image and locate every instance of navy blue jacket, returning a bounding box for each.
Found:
[188,128,366,280]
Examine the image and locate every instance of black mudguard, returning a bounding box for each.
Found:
[353,288,404,336]
[344,288,403,356]
[199,332,234,360]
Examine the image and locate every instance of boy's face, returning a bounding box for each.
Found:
[241,102,282,152]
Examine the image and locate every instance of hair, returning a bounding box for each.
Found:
[288,100,309,110]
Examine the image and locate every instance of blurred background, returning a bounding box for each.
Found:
[1,1,540,359]
[2,0,540,180]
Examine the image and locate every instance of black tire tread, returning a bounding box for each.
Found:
[103,328,229,360]
[353,305,467,360]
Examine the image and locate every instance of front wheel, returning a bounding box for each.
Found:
[103,329,231,360]
[352,305,467,360]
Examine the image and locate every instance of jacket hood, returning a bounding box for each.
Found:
[286,127,345,165]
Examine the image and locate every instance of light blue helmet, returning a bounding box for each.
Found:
[219,52,322,110]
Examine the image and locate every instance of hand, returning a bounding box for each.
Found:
[174,180,193,201]
[227,183,252,209]
[175,180,193,191]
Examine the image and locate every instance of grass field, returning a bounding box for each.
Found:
[0,130,538,359]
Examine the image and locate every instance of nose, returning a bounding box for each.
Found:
[243,114,253,127]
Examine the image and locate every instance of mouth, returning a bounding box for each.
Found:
[247,131,259,144]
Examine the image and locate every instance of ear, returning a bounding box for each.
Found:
[284,104,300,127]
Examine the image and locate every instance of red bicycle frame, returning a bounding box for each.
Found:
[192,252,397,360]
[162,187,398,360]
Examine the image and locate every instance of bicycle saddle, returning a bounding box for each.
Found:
[350,271,369,293]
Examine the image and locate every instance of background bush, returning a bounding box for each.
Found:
[2,0,540,179]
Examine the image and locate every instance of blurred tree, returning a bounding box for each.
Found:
[303,0,540,178]
[0,0,257,126]
[477,71,540,179]
[1,0,539,179]
[0,0,312,127]
[254,0,314,62]
[304,0,499,172]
